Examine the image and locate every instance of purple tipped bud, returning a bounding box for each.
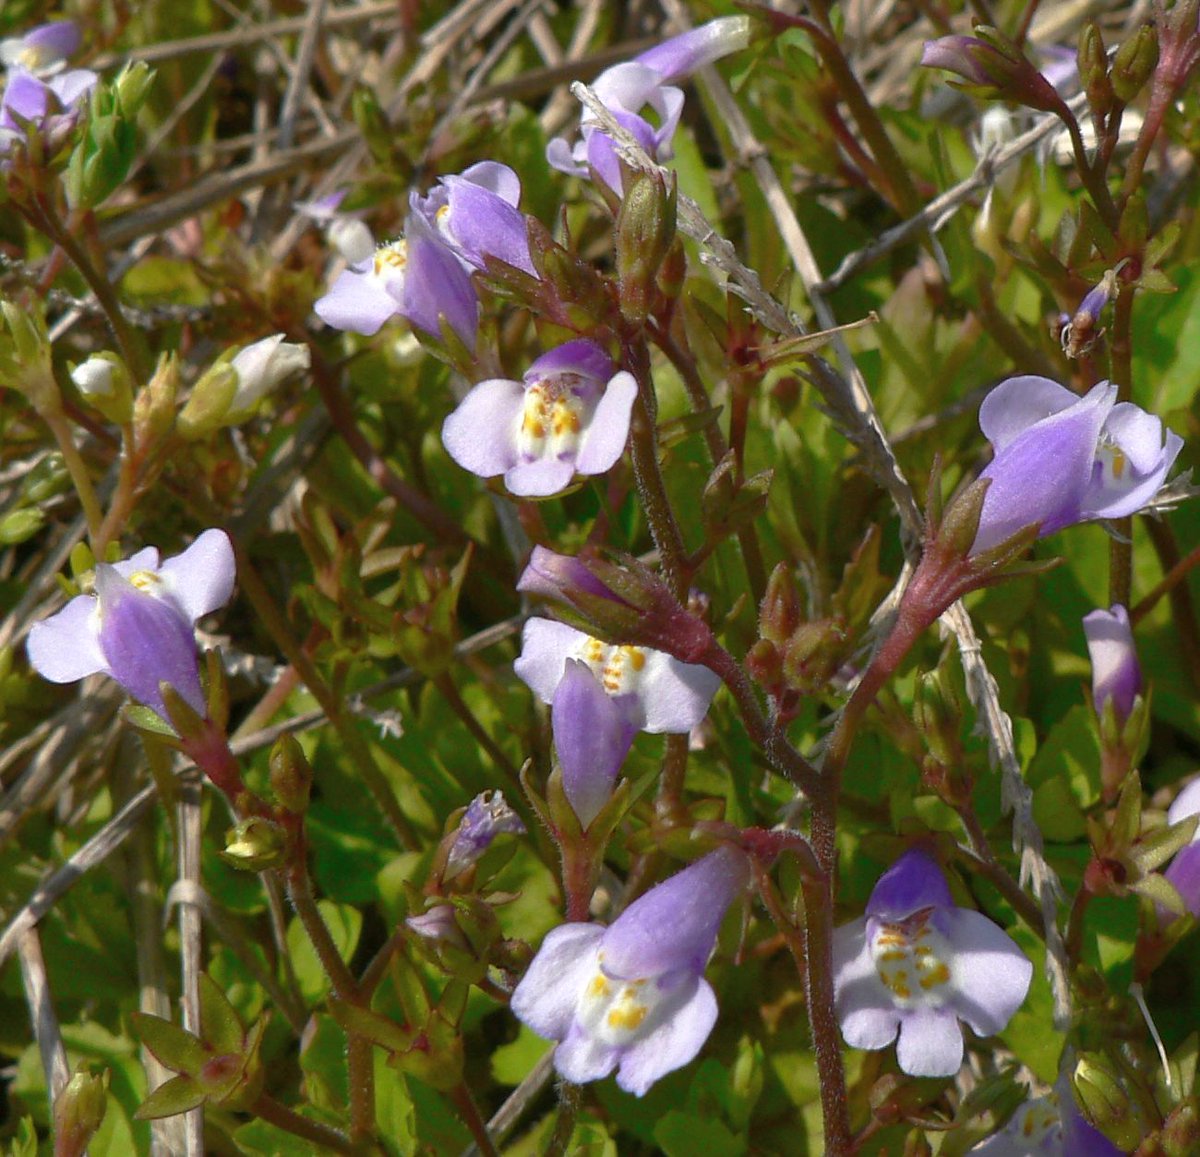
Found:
[1083,604,1141,724]
[445,791,525,879]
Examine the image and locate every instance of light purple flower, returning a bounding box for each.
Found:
[833,848,1033,1078]
[0,21,81,76]
[1082,605,1141,723]
[411,161,535,277]
[294,190,375,266]
[970,1079,1122,1156]
[510,845,749,1095]
[548,15,750,193]
[314,212,477,346]
[972,376,1183,554]
[515,617,720,735]
[27,529,236,719]
[0,65,97,151]
[552,658,639,827]
[445,790,525,879]
[441,338,637,496]
[1164,779,1200,918]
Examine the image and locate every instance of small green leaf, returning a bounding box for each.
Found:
[134,1075,206,1121]
[199,973,245,1056]
[130,1014,208,1077]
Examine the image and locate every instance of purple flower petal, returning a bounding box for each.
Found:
[314,262,401,335]
[157,528,236,622]
[941,908,1034,1036]
[441,378,524,478]
[510,922,606,1040]
[574,371,637,475]
[445,790,525,878]
[555,1020,622,1084]
[552,659,638,827]
[527,339,614,383]
[95,567,205,717]
[26,594,107,683]
[401,215,478,346]
[505,456,577,498]
[514,618,590,705]
[1082,604,1140,722]
[442,175,534,276]
[974,382,1114,552]
[1165,844,1200,918]
[633,16,751,82]
[615,975,716,1095]
[1168,779,1200,826]
[895,1007,964,1077]
[637,648,721,734]
[1080,406,1182,521]
[600,847,748,979]
[978,375,1079,452]
[457,160,522,205]
[866,848,955,918]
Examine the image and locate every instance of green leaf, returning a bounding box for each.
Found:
[134,1075,206,1121]
[199,973,245,1056]
[655,1111,745,1157]
[130,1014,208,1077]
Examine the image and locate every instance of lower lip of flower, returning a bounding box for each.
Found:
[518,374,591,460]
[869,907,954,1008]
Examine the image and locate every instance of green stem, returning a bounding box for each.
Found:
[234,551,419,847]
[450,1082,500,1157]
[93,423,141,557]
[543,1080,582,1157]
[655,733,691,825]
[1108,287,1135,608]
[38,407,103,542]
[434,674,522,792]
[251,1093,355,1154]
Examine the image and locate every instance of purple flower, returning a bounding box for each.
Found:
[515,617,721,735]
[0,65,97,152]
[833,848,1033,1077]
[547,15,750,193]
[920,34,1065,113]
[0,22,81,76]
[1082,605,1141,724]
[444,790,525,879]
[972,376,1183,554]
[552,659,639,827]
[510,846,749,1094]
[27,529,236,719]
[314,212,477,346]
[970,1079,1123,1155]
[1164,779,1200,918]
[410,161,535,277]
[441,339,637,496]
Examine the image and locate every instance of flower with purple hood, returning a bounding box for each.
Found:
[971,376,1183,555]
[0,64,97,152]
[441,338,637,497]
[444,790,526,879]
[26,529,236,720]
[313,211,477,346]
[514,617,720,828]
[1,21,81,76]
[548,15,750,193]
[410,161,535,278]
[1163,779,1200,919]
[970,1077,1123,1156]
[1083,604,1141,725]
[833,848,1033,1078]
[510,845,749,1095]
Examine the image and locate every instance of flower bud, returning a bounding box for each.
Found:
[1110,24,1159,104]
[176,358,238,440]
[615,168,676,324]
[226,334,310,418]
[0,301,58,414]
[1071,1052,1148,1151]
[443,791,525,880]
[65,64,154,210]
[0,506,45,545]
[921,30,1066,113]
[53,1065,109,1157]
[221,816,287,871]
[70,351,133,423]
[133,352,179,449]
[1078,22,1114,119]
[759,563,803,645]
[269,734,313,814]
[1062,268,1119,359]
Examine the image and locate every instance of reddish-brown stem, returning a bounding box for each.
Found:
[450,1082,500,1157]
[250,1093,355,1153]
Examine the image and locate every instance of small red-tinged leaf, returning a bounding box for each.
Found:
[199,973,245,1056]
[130,1013,209,1076]
[134,1075,207,1121]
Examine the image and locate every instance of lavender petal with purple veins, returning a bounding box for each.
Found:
[444,790,525,878]
[441,338,636,496]
[971,376,1182,554]
[552,659,639,827]
[26,529,236,719]
[1082,605,1141,724]
[833,848,1032,1078]
[510,846,749,1095]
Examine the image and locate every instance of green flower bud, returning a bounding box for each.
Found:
[71,351,134,423]
[0,300,58,414]
[220,817,287,871]
[268,734,313,814]
[615,168,677,325]
[1111,25,1159,104]
[53,1066,109,1157]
